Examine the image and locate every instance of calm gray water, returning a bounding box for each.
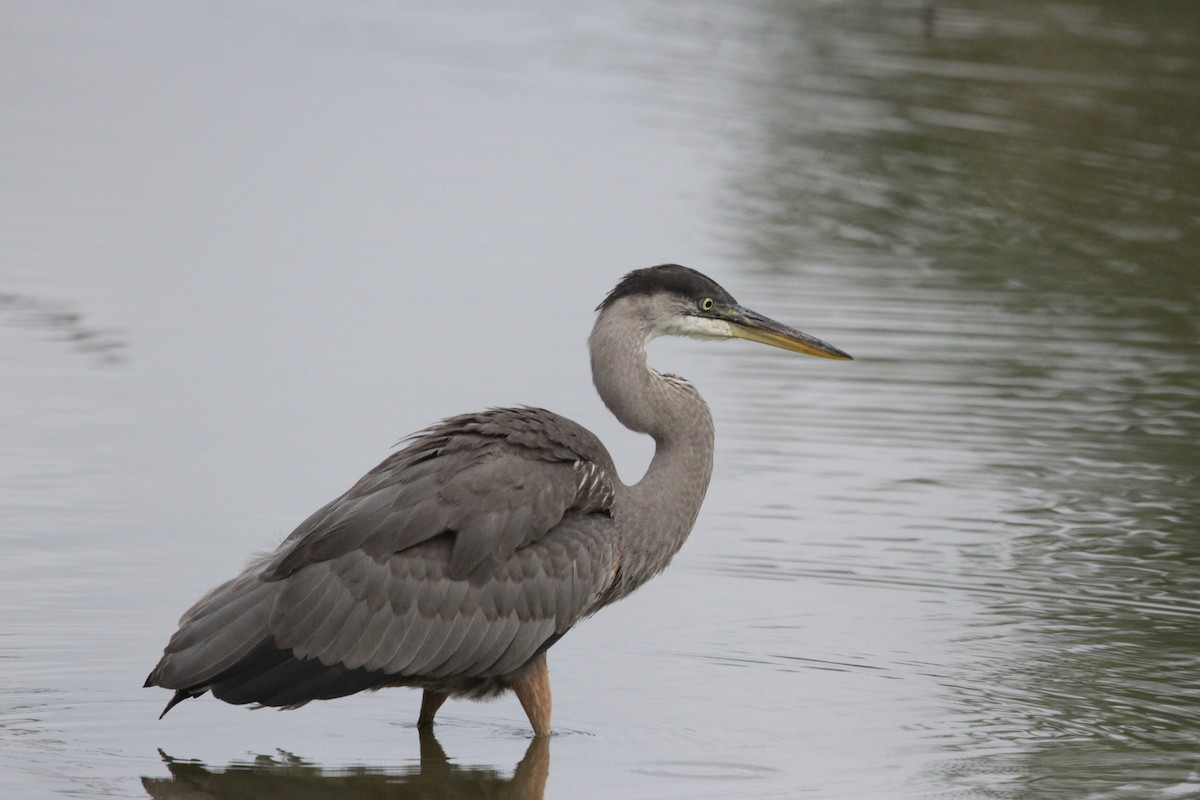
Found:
[2,2,1198,798]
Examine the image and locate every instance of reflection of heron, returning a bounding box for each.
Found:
[145,264,850,736]
[143,730,550,800]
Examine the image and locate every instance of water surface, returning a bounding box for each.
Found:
[2,2,1198,798]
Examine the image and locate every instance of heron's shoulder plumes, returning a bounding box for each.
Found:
[596,264,737,312]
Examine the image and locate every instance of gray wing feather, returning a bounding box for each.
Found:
[406,610,473,674]
[494,617,557,674]
[341,599,400,670]
[274,566,342,652]
[149,565,276,688]
[277,516,616,680]
[430,610,493,676]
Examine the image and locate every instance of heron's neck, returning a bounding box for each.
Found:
[588,307,715,591]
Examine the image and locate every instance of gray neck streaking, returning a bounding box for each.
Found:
[588,296,716,597]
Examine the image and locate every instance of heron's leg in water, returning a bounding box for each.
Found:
[418,690,449,728]
[511,653,552,736]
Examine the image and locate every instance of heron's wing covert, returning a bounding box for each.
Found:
[266,407,615,582]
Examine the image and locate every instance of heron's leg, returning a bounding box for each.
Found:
[418,690,449,728]
[511,653,552,736]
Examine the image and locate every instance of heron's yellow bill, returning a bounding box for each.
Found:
[728,307,852,360]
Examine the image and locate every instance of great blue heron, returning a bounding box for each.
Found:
[145,264,851,736]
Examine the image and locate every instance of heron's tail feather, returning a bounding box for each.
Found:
[157,688,204,719]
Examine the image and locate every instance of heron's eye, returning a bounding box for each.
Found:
[699,297,715,312]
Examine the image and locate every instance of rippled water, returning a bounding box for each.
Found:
[2,2,1198,798]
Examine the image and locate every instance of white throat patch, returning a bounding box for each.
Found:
[656,315,734,341]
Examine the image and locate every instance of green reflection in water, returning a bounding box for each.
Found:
[717,1,1200,796]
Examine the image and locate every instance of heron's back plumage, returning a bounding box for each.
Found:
[146,407,621,712]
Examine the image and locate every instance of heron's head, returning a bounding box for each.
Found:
[598,264,851,360]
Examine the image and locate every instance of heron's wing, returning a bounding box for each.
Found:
[266,408,616,582]
[273,513,617,678]
[147,408,621,700]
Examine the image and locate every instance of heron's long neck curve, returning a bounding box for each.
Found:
[588,304,715,594]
